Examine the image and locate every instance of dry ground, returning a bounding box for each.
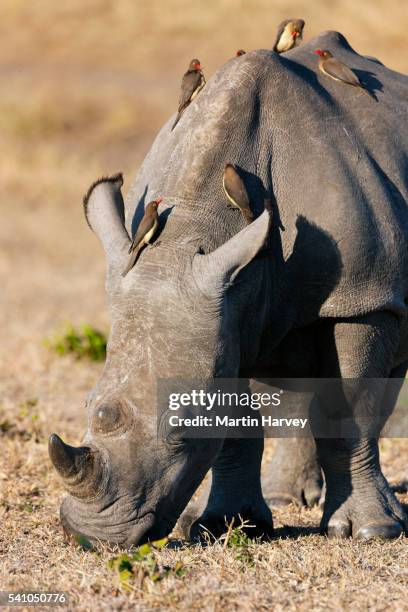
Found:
[0,1,407,610]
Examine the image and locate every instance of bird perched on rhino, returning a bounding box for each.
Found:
[122,198,161,277]
[171,59,206,131]
[236,49,246,57]
[222,163,254,225]
[273,19,305,53]
[315,49,373,98]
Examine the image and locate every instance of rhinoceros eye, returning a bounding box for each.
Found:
[93,402,129,435]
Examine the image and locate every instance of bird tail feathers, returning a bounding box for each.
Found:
[122,246,142,277]
[243,210,254,225]
[171,111,184,131]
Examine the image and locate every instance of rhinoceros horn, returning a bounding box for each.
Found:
[48,434,103,499]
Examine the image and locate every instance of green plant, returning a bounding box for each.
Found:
[0,419,14,434]
[19,398,39,420]
[108,539,185,591]
[222,518,259,565]
[74,535,94,551]
[47,324,107,362]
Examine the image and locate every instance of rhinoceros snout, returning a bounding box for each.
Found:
[60,499,157,548]
[49,433,105,500]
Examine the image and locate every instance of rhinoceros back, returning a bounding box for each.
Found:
[126,30,408,321]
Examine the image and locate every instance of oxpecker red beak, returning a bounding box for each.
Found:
[315,49,323,56]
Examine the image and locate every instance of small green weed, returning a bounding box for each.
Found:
[47,324,107,361]
[19,398,39,420]
[0,400,43,442]
[221,518,259,565]
[108,539,185,591]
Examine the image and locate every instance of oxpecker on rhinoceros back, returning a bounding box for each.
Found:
[49,31,408,546]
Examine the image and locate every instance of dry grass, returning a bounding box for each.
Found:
[0,1,407,610]
[1,416,407,610]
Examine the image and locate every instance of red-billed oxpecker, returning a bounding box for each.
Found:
[315,49,372,98]
[122,199,161,276]
[171,59,206,131]
[273,19,305,53]
[222,163,254,225]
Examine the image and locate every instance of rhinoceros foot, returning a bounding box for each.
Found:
[186,500,274,543]
[262,438,323,509]
[179,438,274,542]
[322,471,407,540]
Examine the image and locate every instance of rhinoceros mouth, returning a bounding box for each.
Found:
[60,507,157,547]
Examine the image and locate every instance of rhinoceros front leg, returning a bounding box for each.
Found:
[262,437,323,508]
[179,437,273,541]
[316,313,407,540]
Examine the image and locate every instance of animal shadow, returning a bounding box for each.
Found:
[392,481,408,494]
[131,185,148,237]
[354,69,383,101]
[274,525,321,539]
[153,206,174,243]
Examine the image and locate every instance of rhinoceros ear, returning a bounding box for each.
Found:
[192,205,272,295]
[83,173,131,270]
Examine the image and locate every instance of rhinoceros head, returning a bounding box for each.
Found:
[49,168,271,546]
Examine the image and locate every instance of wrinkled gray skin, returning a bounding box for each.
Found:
[50,31,408,545]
